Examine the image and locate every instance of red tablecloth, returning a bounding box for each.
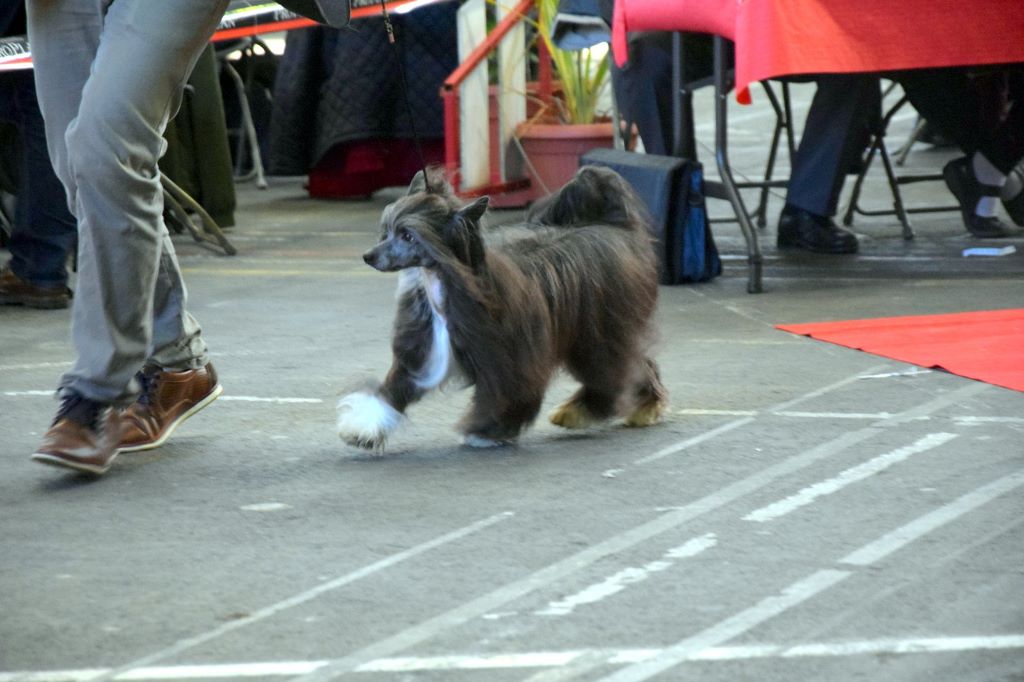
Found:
[613,0,1024,103]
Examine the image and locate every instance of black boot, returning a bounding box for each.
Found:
[777,205,859,254]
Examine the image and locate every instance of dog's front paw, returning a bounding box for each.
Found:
[336,392,403,451]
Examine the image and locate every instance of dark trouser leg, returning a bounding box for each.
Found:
[899,66,1024,175]
[786,74,881,216]
[2,72,77,288]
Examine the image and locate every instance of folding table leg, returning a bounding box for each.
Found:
[706,36,762,293]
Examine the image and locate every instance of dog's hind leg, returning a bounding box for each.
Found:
[549,387,615,429]
[550,355,628,429]
[460,388,544,447]
[623,358,668,427]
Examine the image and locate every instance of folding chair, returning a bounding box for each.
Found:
[842,83,959,239]
[216,37,272,189]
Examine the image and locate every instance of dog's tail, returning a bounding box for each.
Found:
[525,165,652,234]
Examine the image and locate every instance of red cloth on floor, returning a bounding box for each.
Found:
[776,309,1024,393]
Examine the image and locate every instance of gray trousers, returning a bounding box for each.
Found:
[27,0,229,405]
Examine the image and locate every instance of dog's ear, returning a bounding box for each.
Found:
[407,170,428,195]
[457,196,489,225]
[444,197,489,270]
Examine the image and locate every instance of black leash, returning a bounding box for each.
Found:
[377,0,431,187]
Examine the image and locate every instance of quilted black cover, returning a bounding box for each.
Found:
[268,1,458,175]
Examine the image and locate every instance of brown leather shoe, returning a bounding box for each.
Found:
[0,265,72,309]
[119,362,222,452]
[31,394,122,475]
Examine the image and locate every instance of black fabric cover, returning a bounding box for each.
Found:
[268,2,458,175]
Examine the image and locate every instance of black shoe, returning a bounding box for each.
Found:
[777,205,859,254]
[1000,164,1024,227]
[942,157,1012,238]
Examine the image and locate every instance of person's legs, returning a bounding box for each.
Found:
[30,0,226,405]
[27,0,228,472]
[0,71,77,307]
[610,33,674,155]
[786,75,880,216]
[778,74,879,254]
[899,66,1024,237]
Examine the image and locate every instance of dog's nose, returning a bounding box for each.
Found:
[363,251,376,266]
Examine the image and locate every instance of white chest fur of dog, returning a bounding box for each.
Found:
[398,268,452,391]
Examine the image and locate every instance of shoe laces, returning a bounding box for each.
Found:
[136,367,163,406]
[54,393,108,431]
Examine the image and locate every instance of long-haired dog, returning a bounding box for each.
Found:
[336,165,668,450]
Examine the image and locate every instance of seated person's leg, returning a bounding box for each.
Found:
[0,71,77,309]
[778,74,880,254]
[899,66,1024,237]
[610,32,714,156]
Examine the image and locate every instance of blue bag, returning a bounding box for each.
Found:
[580,148,722,284]
[671,162,722,283]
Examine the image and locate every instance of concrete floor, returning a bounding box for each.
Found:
[1,82,1022,681]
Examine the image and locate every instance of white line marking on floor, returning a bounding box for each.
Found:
[8,390,1015,427]
[840,468,1024,566]
[0,361,70,372]
[284,384,987,682]
[637,367,888,466]
[4,636,1020,680]
[120,663,324,679]
[34,380,981,682]
[859,368,934,379]
[676,410,1023,424]
[744,432,959,522]
[954,415,1024,425]
[519,651,616,682]
[771,368,892,411]
[634,418,754,465]
[239,503,293,512]
[779,635,1024,658]
[535,534,717,616]
[78,512,514,682]
[598,570,853,682]
[773,410,896,420]
[604,466,1024,681]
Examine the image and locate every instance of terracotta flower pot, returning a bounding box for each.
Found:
[514,119,616,194]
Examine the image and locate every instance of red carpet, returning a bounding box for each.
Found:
[776,309,1024,393]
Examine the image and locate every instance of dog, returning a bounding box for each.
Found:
[336,165,668,450]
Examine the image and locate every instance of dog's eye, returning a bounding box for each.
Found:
[399,230,414,243]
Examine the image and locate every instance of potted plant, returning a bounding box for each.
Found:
[512,0,615,193]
